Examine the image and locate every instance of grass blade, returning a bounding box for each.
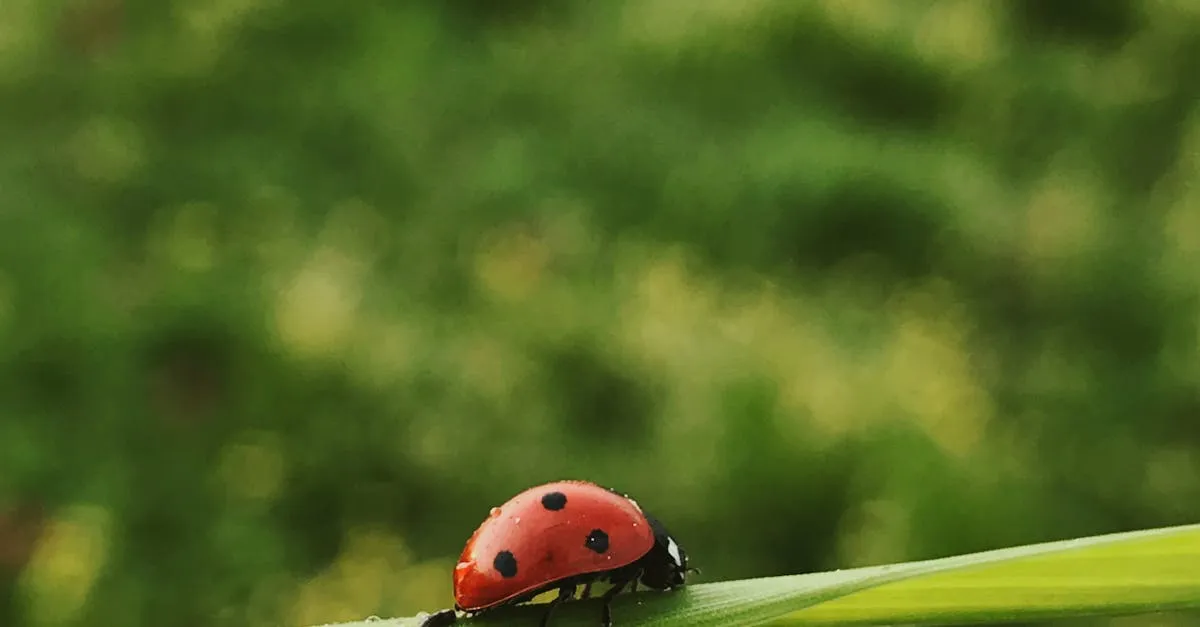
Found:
[322,523,1200,627]
[779,522,1200,625]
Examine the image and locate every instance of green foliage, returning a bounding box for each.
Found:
[1,1,1198,627]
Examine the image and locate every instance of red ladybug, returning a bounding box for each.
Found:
[419,480,694,627]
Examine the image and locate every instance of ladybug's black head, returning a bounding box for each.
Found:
[637,512,691,590]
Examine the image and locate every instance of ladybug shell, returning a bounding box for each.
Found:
[453,480,656,611]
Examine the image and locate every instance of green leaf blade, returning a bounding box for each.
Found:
[340,523,1200,627]
[778,522,1200,625]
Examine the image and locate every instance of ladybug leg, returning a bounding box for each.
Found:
[418,609,458,627]
[538,584,577,627]
[599,574,639,627]
[581,582,593,599]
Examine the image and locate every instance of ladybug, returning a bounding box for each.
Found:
[419,480,694,627]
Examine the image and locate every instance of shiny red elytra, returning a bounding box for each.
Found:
[419,480,694,627]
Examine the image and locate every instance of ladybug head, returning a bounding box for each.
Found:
[638,512,691,590]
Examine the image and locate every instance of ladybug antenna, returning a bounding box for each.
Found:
[687,566,702,576]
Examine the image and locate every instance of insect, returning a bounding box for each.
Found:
[419,480,695,627]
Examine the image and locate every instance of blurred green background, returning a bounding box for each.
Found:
[1,1,1199,626]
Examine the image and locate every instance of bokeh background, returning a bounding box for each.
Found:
[2,1,1199,626]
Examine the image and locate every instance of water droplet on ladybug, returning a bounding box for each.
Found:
[489,507,502,518]
[513,516,521,525]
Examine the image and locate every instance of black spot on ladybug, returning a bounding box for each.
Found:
[493,550,518,578]
[584,529,609,554]
[541,491,567,511]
